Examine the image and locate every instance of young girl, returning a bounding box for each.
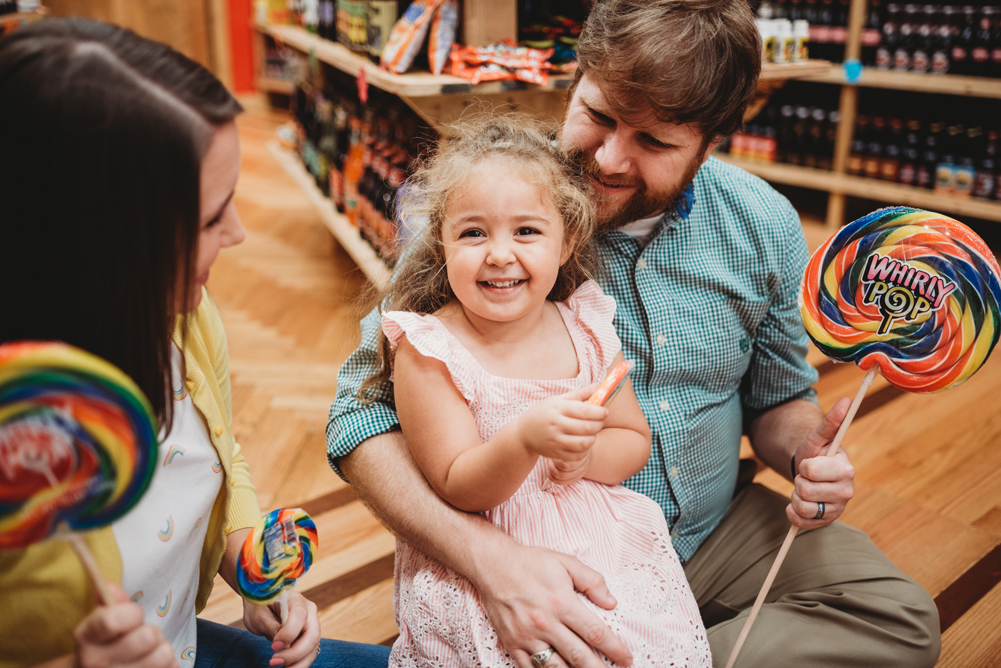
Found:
[360,117,711,668]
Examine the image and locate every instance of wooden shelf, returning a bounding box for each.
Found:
[267,141,392,290]
[804,65,1001,99]
[256,23,831,97]
[716,154,1001,223]
[760,60,833,80]
[257,77,295,95]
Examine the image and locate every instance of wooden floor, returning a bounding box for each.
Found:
[201,96,1001,665]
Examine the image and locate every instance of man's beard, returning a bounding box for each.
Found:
[564,148,703,233]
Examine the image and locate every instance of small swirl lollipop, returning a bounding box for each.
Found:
[800,206,1001,392]
[726,208,1001,668]
[237,508,318,623]
[0,341,159,603]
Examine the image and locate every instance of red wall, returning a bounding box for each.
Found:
[229,0,255,92]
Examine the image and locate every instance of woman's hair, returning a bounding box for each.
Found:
[0,19,243,432]
[357,114,599,402]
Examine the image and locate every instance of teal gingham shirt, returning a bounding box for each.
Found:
[326,157,818,561]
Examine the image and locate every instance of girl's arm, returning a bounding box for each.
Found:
[547,351,652,487]
[394,336,605,512]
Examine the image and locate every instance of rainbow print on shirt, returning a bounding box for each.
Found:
[181,647,196,662]
[173,385,188,401]
[156,590,171,617]
[211,460,222,473]
[158,516,174,542]
[163,445,186,467]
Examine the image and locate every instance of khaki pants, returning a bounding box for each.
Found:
[683,479,941,668]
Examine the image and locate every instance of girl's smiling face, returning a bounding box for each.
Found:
[442,161,570,328]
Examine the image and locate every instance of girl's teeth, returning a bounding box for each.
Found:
[487,280,519,288]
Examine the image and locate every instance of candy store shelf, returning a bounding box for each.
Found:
[257,77,296,95]
[255,22,830,97]
[804,66,1001,100]
[717,154,1001,223]
[256,22,575,97]
[267,141,392,290]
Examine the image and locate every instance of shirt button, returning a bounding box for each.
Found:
[185,381,195,390]
[670,466,679,477]
[656,334,667,345]
[636,258,647,270]
[214,426,224,437]
[231,479,236,487]
[659,400,670,412]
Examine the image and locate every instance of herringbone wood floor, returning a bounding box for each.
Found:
[201,95,1001,666]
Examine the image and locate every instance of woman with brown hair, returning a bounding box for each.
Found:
[0,19,390,668]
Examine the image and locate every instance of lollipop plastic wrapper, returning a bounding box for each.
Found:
[237,508,318,624]
[540,360,635,491]
[0,341,159,605]
[725,207,1001,668]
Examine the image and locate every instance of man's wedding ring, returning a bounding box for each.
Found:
[814,501,825,520]
[530,647,556,668]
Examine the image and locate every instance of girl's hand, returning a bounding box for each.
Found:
[518,384,606,462]
[242,592,322,668]
[74,584,178,668]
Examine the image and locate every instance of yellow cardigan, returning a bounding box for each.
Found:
[0,290,262,667]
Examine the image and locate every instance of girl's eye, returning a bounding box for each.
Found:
[459,229,484,238]
[516,227,540,236]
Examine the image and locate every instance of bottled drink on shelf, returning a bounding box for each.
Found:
[848,114,870,174]
[367,1,399,62]
[862,0,883,65]
[935,123,963,194]
[933,5,953,73]
[895,4,916,70]
[864,116,886,178]
[899,118,922,185]
[975,130,998,198]
[918,121,943,189]
[877,3,900,69]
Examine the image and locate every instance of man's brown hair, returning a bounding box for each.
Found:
[573,0,761,144]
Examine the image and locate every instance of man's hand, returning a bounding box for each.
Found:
[517,384,606,463]
[544,454,592,487]
[473,543,632,668]
[73,583,178,668]
[242,592,321,668]
[788,397,855,529]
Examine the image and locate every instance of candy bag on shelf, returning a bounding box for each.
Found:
[428,0,459,75]
[381,0,444,74]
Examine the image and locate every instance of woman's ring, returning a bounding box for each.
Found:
[530,647,556,668]
[814,501,825,520]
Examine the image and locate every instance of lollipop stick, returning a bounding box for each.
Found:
[279,590,289,625]
[60,527,113,606]
[723,365,879,668]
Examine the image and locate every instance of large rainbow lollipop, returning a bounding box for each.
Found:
[800,207,1001,392]
[0,341,159,602]
[726,208,1001,668]
[237,508,317,623]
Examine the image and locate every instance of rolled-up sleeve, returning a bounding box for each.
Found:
[326,306,401,481]
[740,200,818,428]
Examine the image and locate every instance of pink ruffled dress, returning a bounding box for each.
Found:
[382,280,712,668]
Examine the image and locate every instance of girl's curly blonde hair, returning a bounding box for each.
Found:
[357,113,599,402]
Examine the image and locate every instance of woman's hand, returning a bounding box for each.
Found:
[73,584,178,668]
[242,592,322,668]
[518,384,606,463]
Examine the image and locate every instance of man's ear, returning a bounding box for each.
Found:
[701,137,723,163]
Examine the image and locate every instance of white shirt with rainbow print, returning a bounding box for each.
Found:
[112,344,222,664]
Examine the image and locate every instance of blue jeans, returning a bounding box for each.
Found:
[193,618,391,668]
